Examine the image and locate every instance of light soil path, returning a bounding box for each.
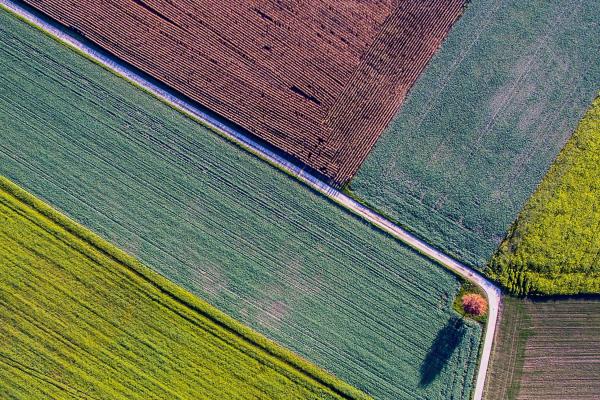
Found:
[0,1,502,399]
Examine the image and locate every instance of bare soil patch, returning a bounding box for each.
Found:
[21,0,465,184]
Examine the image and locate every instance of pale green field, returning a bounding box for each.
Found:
[351,0,600,270]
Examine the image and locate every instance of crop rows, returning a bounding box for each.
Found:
[0,9,481,400]
[0,177,364,400]
[484,298,600,400]
[489,95,600,295]
[351,0,600,268]
[20,0,464,184]
[324,0,465,181]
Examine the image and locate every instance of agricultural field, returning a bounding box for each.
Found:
[19,0,466,184]
[489,95,600,295]
[0,8,482,400]
[484,297,600,400]
[350,0,600,269]
[0,177,366,400]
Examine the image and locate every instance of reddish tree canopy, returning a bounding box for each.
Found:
[462,293,488,316]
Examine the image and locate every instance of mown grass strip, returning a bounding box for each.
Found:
[0,176,370,400]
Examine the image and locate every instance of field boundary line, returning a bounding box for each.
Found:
[0,2,501,399]
[0,177,372,400]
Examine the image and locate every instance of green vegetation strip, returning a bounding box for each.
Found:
[351,0,600,270]
[0,8,481,400]
[0,176,368,400]
[489,96,600,295]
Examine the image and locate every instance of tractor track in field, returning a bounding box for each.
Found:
[0,1,502,399]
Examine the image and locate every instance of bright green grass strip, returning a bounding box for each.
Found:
[0,176,369,400]
[488,95,600,295]
[0,8,482,399]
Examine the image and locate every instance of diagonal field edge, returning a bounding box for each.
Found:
[0,178,371,400]
[0,1,502,399]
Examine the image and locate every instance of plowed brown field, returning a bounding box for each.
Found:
[21,0,465,184]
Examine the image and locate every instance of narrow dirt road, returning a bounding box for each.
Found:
[0,1,502,399]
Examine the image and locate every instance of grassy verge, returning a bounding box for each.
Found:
[452,281,488,324]
[482,297,530,400]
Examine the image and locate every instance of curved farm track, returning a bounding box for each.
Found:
[17,0,465,184]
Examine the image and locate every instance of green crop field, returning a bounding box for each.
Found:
[489,95,600,295]
[0,8,482,400]
[484,297,600,400]
[350,0,600,270]
[0,177,366,400]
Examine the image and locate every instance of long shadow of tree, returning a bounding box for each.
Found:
[420,316,466,387]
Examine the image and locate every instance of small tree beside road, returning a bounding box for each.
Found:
[461,293,488,317]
